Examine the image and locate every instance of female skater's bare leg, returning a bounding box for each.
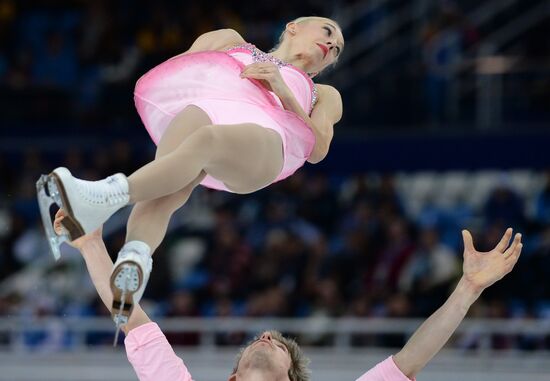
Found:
[125,105,211,252]
[124,173,206,252]
[126,122,284,201]
[110,111,284,326]
[110,105,217,326]
[47,109,284,242]
[123,119,284,249]
[49,104,284,325]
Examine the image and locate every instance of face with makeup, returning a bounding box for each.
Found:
[276,17,345,77]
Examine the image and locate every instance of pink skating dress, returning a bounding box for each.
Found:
[134,43,318,192]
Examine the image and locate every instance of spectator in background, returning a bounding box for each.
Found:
[0,41,7,83]
[164,290,200,346]
[205,222,253,300]
[484,179,526,228]
[420,1,464,125]
[399,226,459,315]
[534,171,550,225]
[32,31,78,89]
[297,173,339,234]
[367,218,415,294]
[0,0,15,83]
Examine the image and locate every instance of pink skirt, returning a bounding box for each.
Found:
[134,51,316,192]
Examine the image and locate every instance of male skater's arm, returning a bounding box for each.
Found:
[54,211,151,333]
[357,228,522,381]
[54,210,193,381]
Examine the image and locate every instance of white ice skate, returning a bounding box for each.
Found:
[36,167,129,260]
[110,241,152,345]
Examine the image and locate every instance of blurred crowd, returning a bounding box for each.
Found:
[0,0,548,130]
[0,0,332,128]
[0,144,549,350]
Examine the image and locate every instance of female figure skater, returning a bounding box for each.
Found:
[38,16,345,327]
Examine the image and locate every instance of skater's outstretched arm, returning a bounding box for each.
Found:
[55,210,205,381]
[389,228,522,379]
[54,209,151,334]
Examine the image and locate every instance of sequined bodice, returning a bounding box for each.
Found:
[226,43,318,114]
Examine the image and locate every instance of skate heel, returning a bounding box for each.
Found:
[49,170,85,240]
[110,242,152,345]
[111,262,142,316]
[110,262,142,345]
[36,174,70,260]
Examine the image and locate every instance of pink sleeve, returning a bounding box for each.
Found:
[356,356,415,381]
[124,322,194,381]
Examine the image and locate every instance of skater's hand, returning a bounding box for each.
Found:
[240,62,291,97]
[53,209,103,250]
[461,228,522,293]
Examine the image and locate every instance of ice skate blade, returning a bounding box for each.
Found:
[113,310,129,347]
[112,267,134,347]
[110,262,141,327]
[36,174,67,261]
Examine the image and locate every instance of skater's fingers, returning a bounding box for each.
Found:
[462,230,475,252]
[53,209,68,236]
[54,215,64,224]
[54,209,67,219]
[53,219,62,235]
[53,216,66,236]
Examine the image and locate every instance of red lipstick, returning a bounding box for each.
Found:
[316,43,328,58]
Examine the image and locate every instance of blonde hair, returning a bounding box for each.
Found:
[232,330,311,381]
[270,16,343,71]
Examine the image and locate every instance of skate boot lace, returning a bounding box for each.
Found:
[76,175,129,206]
